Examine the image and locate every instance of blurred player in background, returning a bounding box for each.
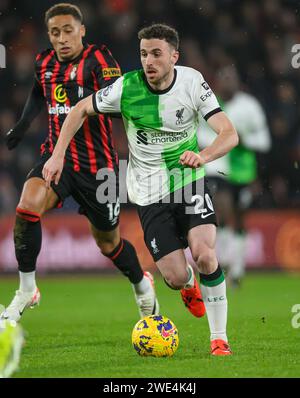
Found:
[43,24,239,355]
[1,3,159,322]
[198,65,271,287]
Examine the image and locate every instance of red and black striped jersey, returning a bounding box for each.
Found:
[35,43,121,173]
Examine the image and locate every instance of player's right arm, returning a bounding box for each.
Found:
[5,78,44,150]
[42,77,123,188]
[180,71,238,168]
[42,94,96,187]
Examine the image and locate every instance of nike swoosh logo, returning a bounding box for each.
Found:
[131,116,143,121]
[161,326,176,338]
[201,212,215,219]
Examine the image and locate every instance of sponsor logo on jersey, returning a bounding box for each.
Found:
[102,67,121,78]
[176,108,185,125]
[53,84,67,103]
[136,129,189,145]
[48,103,74,115]
[202,81,210,90]
[137,130,148,145]
[150,131,188,144]
[200,90,213,102]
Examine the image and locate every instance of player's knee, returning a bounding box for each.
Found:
[95,236,119,255]
[91,225,120,255]
[164,269,189,290]
[17,199,44,216]
[193,248,217,272]
[95,240,114,255]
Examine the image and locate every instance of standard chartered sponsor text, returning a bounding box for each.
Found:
[149,130,188,144]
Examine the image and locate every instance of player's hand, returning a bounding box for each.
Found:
[42,155,64,189]
[4,120,28,150]
[179,151,206,168]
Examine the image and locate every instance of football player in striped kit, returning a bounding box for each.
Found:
[2,3,159,322]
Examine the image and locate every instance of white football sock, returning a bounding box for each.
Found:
[19,271,37,293]
[183,264,195,289]
[133,275,151,295]
[200,269,228,342]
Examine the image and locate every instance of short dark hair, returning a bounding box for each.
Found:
[45,3,83,25]
[138,24,179,50]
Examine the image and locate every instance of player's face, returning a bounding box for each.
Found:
[47,15,85,62]
[140,39,179,89]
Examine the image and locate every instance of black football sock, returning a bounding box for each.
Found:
[14,207,42,272]
[105,239,144,284]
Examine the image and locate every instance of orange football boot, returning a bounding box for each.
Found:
[180,276,206,318]
[211,339,232,356]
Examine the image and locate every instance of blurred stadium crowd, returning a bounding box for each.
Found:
[0,0,299,214]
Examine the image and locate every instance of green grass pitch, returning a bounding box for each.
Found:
[1,272,299,378]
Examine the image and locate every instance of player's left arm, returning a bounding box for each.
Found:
[199,111,238,161]
[93,45,122,118]
[180,112,238,168]
[180,72,238,168]
[93,45,122,87]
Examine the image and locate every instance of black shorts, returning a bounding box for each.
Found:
[137,178,218,262]
[26,153,120,231]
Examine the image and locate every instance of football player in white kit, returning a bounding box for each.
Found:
[43,24,239,355]
[198,65,271,288]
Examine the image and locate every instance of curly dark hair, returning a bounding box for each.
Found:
[138,24,179,50]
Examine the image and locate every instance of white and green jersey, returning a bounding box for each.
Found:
[92,65,221,205]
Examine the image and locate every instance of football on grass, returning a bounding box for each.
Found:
[132,315,179,357]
